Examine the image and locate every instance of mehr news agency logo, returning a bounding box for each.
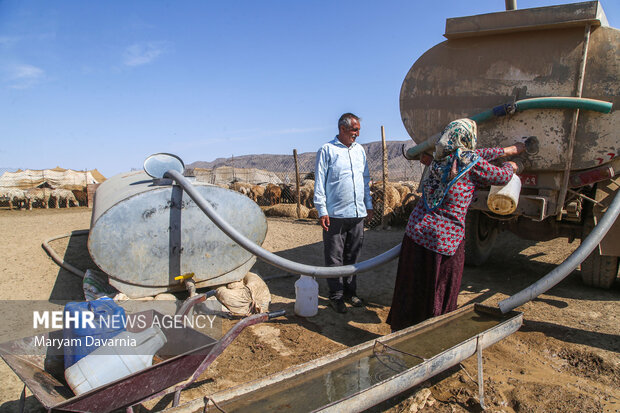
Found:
[31,309,219,349]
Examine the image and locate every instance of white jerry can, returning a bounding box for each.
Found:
[294,275,319,317]
[487,174,522,215]
[65,326,167,395]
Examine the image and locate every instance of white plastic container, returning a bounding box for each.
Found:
[65,326,167,395]
[487,173,522,215]
[294,275,318,317]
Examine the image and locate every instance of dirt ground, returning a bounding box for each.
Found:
[0,207,618,413]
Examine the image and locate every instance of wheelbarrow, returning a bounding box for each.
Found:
[0,292,285,413]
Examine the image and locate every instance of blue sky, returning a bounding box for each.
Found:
[1,1,618,178]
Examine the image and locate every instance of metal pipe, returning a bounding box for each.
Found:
[165,170,401,279]
[556,24,592,219]
[499,188,620,313]
[505,0,517,11]
[476,335,486,410]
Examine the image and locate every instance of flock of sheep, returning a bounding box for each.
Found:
[227,180,314,207]
[1,179,421,227]
[223,179,421,226]
[0,187,80,210]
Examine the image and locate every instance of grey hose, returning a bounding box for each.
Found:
[165,170,401,278]
[499,188,620,313]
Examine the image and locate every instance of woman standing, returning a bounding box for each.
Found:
[387,118,524,330]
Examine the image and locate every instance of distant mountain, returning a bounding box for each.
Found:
[187,140,423,182]
[0,167,19,175]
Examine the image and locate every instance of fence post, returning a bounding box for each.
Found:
[294,149,301,219]
[381,126,388,229]
[231,155,235,182]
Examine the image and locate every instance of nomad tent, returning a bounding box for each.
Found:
[188,166,283,185]
[0,167,105,190]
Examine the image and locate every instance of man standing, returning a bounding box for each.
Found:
[314,113,374,313]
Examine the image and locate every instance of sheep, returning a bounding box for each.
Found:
[390,192,420,226]
[264,204,309,219]
[295,179,314,208]
[264,184,281,206]
[400,181,419,194]
[370,182,401,211]
[279,183,294,204]
[369,182,404,228]
[25,188,53,210]
[71,189,88,206]
[51,188,78,208]
[250,185,265,205]
[391,183,411,203]
[0,188,27,210]
[230,181,253,197]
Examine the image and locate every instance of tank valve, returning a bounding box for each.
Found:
[524,136,539,155]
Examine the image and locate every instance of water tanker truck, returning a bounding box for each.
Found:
[401,1,619,288]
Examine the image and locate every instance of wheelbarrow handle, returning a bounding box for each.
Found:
[268,310,286,319]
[204,289,217,299]
[176,309,286,394]
[176,290,217,317]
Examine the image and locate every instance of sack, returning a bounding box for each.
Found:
[244,272,271,313]
[215,272,271,316]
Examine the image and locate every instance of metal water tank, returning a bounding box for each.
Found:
[400,1,619,171]
[88,170,267,298]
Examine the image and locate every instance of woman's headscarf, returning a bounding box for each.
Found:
[422,118,480,211]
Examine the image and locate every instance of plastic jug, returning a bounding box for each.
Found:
[65,326,167,395]
[63,297,127,369]
[294,275,318,317]
[487,173,521,215]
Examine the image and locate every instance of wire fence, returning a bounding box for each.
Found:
[188,140,424,228]
[0,168,18,176]
[0,141,424,227]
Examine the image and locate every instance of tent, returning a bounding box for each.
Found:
[188,166,283,185]
[0,167,106,190]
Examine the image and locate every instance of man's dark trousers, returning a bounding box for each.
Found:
[323,217,365,300]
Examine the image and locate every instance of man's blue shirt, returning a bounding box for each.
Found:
[314,136,373,218]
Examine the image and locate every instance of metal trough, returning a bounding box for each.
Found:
[163,303,523,413]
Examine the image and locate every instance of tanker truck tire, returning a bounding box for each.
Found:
[580,214,620,289]
[465,210,498,266]
[580,253,619,289]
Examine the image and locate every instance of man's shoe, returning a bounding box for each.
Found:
[344,295,364,307]
[330,298,347,313]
